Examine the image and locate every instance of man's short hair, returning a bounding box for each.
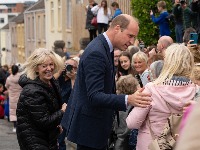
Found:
[111,2,119,8]
[110,15,138,30]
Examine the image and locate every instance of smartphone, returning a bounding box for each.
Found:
[190,33,198,44]
[139,43,145,51]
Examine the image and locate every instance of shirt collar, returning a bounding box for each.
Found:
[103,32,113,53]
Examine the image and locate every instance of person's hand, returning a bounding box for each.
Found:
[134,39,139,47]
[57,125,63,134]
[61,103,67,112]
[183,101,196,113]
[150,10,153,15]
[148,48,157,59]
[127,88,152,107]
[187,40,197,49]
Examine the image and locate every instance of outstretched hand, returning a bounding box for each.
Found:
[128,88,151,108]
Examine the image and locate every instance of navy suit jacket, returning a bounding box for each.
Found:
[61,34,126,149]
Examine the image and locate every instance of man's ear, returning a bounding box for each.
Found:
[114,25,121,33]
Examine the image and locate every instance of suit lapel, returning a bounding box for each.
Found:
[98,34,116,93]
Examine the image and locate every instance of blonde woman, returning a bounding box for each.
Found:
[126,44,198,150]
[16,48,67,150]
[132,51,152,87]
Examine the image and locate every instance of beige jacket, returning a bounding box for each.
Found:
[5,73,22,121]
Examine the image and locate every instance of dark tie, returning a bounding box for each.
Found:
[111,50,120,126]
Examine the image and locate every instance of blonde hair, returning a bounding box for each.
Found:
[190,64,200,82]
[22,48,64,80]
[154,44,194,84]
[132,51,148,65]
[116,74,139,94]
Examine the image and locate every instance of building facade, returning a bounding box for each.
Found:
[24,0,45,58]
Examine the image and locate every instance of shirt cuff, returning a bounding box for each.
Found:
[125,95,128,107]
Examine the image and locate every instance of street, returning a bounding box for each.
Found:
[0,118,76,150]
[0,118,20,150]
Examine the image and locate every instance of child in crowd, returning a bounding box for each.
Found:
[150,1,170,37]
[0,84,5,119]
[113,74,139,150]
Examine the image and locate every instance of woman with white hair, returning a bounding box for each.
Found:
[16,48,67,150]
[126,44,198,150]
[132,51,152,87]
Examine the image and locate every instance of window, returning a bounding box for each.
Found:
[76,0,82,4]
[66,0,72,29]
[37,15,41,40]
[43,14,46,40]
[51,1,54,30]
[32,16,35,39]
[58,0,61,30]
[27,17,31,39]
[0,18,4,23]
[8,8,12,13]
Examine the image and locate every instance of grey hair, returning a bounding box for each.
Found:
[22,48,64,80]
[154,43,194,84]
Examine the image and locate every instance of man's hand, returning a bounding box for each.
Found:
[128,88,151,107]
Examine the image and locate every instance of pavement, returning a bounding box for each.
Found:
[0,118,76,150]
[0,118,20,150]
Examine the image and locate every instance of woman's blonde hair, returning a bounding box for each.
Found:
[22,48,64,80]
[190,64,200,82]
[132,51,148,65]
[154,43,194,84]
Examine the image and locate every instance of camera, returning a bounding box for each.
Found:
[62,64,73,76]
[139,42,145,51]
[65,64,73,72]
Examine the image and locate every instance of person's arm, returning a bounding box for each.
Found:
[23,88,64,131]
[126,87,152,129]
[91,5,100,15]
[151,12,166,24]
[83,51,127,111]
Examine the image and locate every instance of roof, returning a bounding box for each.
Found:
[1,23,9,30]
[0,0,38,4]
[10,13,24,23]
[25,0,44,12]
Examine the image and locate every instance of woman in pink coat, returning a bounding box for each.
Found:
[5,65,22,132]
[126,44,199,150]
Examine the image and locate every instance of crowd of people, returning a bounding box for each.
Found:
[0,0,200,150]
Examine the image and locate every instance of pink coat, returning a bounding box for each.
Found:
[5,73,22,121]
[126,80,198,150]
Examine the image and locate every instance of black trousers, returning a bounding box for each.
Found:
[77,144,106,150]
[88,29,97,42]
[97,23,108,35]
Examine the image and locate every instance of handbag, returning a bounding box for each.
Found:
[148,94,183,150]
[91,16,97,27]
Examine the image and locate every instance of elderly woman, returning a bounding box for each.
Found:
[126,44,198,150]
[16,48,67,150]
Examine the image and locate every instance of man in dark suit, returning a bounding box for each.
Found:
[61,14,151,150]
